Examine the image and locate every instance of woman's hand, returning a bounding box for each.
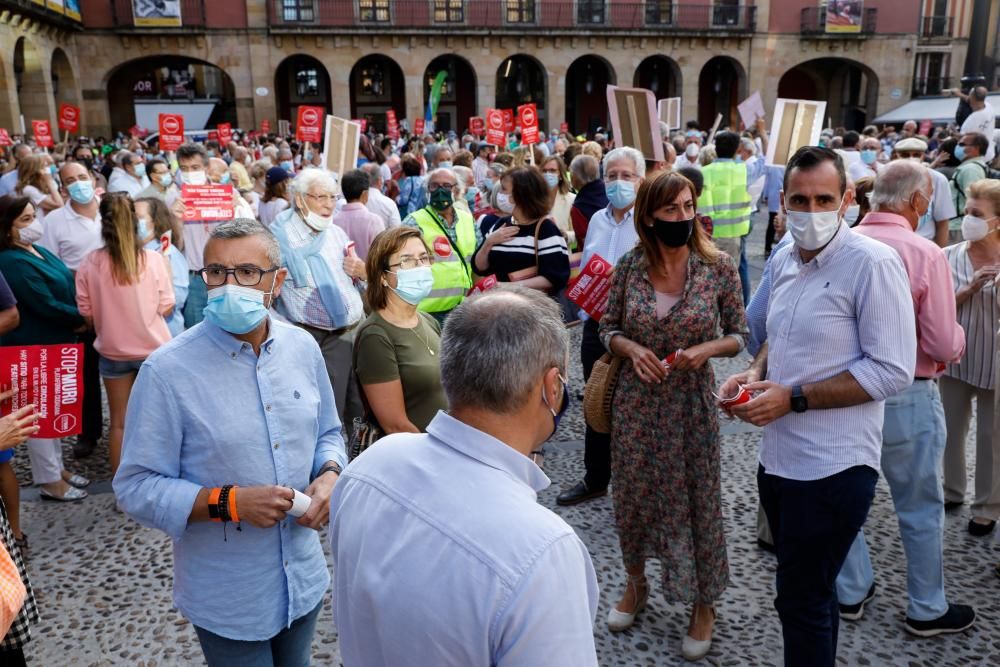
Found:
[971,265,999,291]
[622,339,667,385]
[670,342,714,371]
[485,225,518,249]
[0,387,39,450]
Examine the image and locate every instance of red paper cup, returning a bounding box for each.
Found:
[719,386,751,407]
[662,350,682,369]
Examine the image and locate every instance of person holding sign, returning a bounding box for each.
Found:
[598,172,747,662]
[14,154,63,218]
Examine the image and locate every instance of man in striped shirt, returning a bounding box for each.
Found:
[721,147,916,667]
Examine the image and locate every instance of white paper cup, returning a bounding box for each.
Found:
[288,489,312,518]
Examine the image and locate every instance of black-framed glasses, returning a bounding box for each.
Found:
[387,254,433,271]
[428,183,456,192]
[200,265,279,287]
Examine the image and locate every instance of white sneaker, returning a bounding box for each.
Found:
[607,575,648,632]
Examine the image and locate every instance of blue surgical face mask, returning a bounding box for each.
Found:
[860,149,878,165]
[49,164,58,176]
[438,161,453,169]
[157,173,173,188]
[136,217,151,240]
[204,281,274,334]
[281,160,294,172]
[606,180,637,210]
[483,177,495,192]
[465,190,477,207]
[219,172,231,185]
[542,373,570,441]
[954,145,966,161]
[305,151,313,162]
[67,180,95,204]
[208,150,216,158]
[134,163,146,177]
[544,173,560,189]
[387,266,434,305]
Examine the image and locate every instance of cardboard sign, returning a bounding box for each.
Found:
[501,109,515,133]
[737,91,765,130]
[322,115,361,185]
[278,119,290,137]
[560,121,569,133]
[486,109,505,147]
[606,85,664,162]
[657,97,682,131]
[158,113,184,151]
[181,184,235,221]
[0,344,84,438]
[217,122,233,145]
[58,103,80,133]
[296,106,324,143]
[0,129,10,147]
[469,116,484,136]
[413,118,425,135]
[567,254,614,321]
[261,119,271,133]
[32,120,53,148]
[518,104,539,145]
[766,98,827,166]
[469,275,498,295]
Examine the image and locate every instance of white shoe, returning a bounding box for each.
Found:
[607,575,648,632]
[681,605,716,661]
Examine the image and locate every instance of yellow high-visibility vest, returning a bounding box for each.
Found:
[411,206,476,313]
[700,161,751,239]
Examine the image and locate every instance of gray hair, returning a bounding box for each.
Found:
[209,218,282,267]
[699,145,717,167]
[486,178,506,210]
[570,154,600,184]
[278,147,294,160]
[424,167,457,198]
[289,167,338,201]
[871,159,929,211]
[739,137,756,155]
[440,285,568,413]
[451,165,473,198]
[361,161,383,187]
[602,147,646,178]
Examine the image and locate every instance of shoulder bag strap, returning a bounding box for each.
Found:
[352,321,381,424]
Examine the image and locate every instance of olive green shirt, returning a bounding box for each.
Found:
[356,311,447,432]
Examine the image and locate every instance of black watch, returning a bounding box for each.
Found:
[790,385,808,413]
[317,462,343,479]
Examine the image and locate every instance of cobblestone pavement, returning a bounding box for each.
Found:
[17,213,999,665]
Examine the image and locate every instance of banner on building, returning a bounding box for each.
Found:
[322,116,361,186]
[158,113,184,151]
[657,97,682,131]
[133,0,182,27]
[518,104,539,145]
[296,106,324,143]
[32,120,53,148]
[64,0,81,21]
[58,103,80,133]
[765,98,827,166]
[46,0,64,13]
[825,0,863,33]
[606,85,663,163]
[0,344,84,439]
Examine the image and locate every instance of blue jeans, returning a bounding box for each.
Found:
[738,235,750,304]
[194,601,321,667]
[184,271,208,328]
[759,464,877,667]
[836,380,948,621]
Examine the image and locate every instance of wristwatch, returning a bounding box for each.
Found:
[316,461,343,479]
[790,385,808,413]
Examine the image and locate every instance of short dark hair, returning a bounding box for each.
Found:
[508,167,550,220]
[686,120,700,130]
[401,154,422,177]
[0,195,32,251]
[146,157,169,174]
[783,146,847,196]
[714,131,740,159]
[842,131,860,148]
[963,132,989,156]
[676,166,704,196]
[341,169,370,202]
[177,143,207,164]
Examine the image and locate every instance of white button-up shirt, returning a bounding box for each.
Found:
[38,202,103,271]
[330,412,600,667]
[580,204,638,268]
[365,187,401,229]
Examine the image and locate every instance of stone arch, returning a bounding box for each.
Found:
[778,58,879,130]
[495,54,547,126]
[422,54,477,134]
[697,56,747,130]
[14,37,52,131]
[634,55,682,101]
[51,48,79,132]
[349,54,406,133]
[566,55,616,136]
[274,55,332,125]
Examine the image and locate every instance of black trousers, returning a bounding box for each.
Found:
[764,211,778,257]
[80,330,103,442]
[581,318,611,490]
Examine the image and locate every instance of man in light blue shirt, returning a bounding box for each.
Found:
[330,286,599,667]
[0,144,30,198]
[114,219,346,666]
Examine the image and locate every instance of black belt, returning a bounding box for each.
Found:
[296,321,359,337]
[914,376,934,382]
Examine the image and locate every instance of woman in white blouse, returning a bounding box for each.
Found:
[540,155,576,249]
[15,154,62,217]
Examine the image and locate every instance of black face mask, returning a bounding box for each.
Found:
[652,217,694,248]
[76,156,93,170]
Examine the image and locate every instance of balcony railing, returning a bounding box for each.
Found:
[800,5,876,35]
[268,1,757,32]
[912,76,952,97]
[920,15,953,39]
[110,0,206,27]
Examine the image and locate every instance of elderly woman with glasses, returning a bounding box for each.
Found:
[271,168,368,433]
[353,227,446,434]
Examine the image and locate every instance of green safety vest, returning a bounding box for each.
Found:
[411,206,476,313]
[700,161,752,239]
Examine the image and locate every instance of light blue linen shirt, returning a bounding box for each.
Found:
[113,317,346,640]
[330,412,599,667]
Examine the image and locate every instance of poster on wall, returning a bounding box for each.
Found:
[765,98,827,166]
[825,0,863,33]
[133,0,182,27]
[46,0,64,13]
[64,0,81,21]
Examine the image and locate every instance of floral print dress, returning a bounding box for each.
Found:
[599,246,747,604]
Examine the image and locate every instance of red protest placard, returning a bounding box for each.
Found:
[918,119,933,136]
[58,103,80,133]
[159,113,184,151]
[486,109,505,147]
[567,254,614,321]
[261,119,271,133]
[207,130,219,142]
[560,121,569,133]
[0,344,84,438]
[518,103,539,145]
[32,120,53,148]
[469,275,498,296]
[501,109,514,133]
[352,119,369,133]
[414,118,425,135]
[296,106,324,143]
[181,184,235,222]
[217,122,233,145]
[386,109,399,140]
[469,116,484,136]
[0,129,11,147]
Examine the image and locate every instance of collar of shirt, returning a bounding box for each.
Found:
[858,211,912,231]
[601,203,633,226]
[792,222,851,269]
[62,201,100,223]
[203,316,277,359]
[425,412,550,493]
[342,202,365,212]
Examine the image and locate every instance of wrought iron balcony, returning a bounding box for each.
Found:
[800,5,876,35]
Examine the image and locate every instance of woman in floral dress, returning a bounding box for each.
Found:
[599,171,747,661]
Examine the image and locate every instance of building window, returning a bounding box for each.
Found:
[645,0,673,25]
[359,0,390,23]
[282,0,314,22]
[913,52,951,96]
[506,0,536,24]
[296,68,319,98]
[577,0,605,24]
[434,0,464,23]
[360,66,385,97]
[712,0,741,27]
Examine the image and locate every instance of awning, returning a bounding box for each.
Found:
[873,93,1000,125]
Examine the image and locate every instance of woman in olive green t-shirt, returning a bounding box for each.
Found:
[355,227,448,432]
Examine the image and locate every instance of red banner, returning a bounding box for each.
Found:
[567,254,614,321]
[58,103,80,133]
[217,122,233,145]
[261,119,271,133]
[501,109,515,133]
[469,116,484,136]
[181,184,235,222]
[0,344,84,438]
[518,103,539,145]
[486,109,505,147]
[413,118,425,136]
[32,120,53,148]
[296,106,324,143]
[0,130,10,147]
[158,113,184,151]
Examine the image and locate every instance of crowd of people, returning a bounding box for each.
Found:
[0,86,996,665]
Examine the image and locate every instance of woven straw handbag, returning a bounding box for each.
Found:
[583,352,622,434]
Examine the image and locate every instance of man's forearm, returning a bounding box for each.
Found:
[802,370,873,409]
[749,341,768,378]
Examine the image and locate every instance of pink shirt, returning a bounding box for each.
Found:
[855,212,965,377]
[332,202,386,260]
[75,248,175,361]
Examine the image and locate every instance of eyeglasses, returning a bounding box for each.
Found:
[387,254,433,270]
[201,265,279,287]
[605,173,637,182]
[428,183,456,192]
[304,193,335,205]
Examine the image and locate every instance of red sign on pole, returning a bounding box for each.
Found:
[469,116,484,136]
[386,109,399,141]
[501,109,515,133]
[296,106,324,143]
[486,109,505,147]
[217,122,233,145]
[560,121,569,133]
[518,103,539,145]
[58,103,80,133]
[0,129,11,147]
[159,113,184,151]
[567,254,614,321]
[181,184,235,222]
[0,344,84,438]
[261,119,271,133]
[918,119,933,137]
[207,131,219,142]
[32,120,53,148]
[413,118,425,135]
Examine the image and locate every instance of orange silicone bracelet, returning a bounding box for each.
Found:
[208,487,222,522]
[228,485,240,523]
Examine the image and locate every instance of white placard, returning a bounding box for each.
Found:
[765,98,827,166]
[737,91,766,129]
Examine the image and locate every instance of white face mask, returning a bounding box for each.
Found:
[304,209,333,231]
[786,197,844,251]
[496,193,514,214]
[961,215,997,242]
[17,218,44,245]
[182,169,207,186]
[685,145,699,159]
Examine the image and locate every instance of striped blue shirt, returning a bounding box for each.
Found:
[746,234,792,356]
[761,224,916,481]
